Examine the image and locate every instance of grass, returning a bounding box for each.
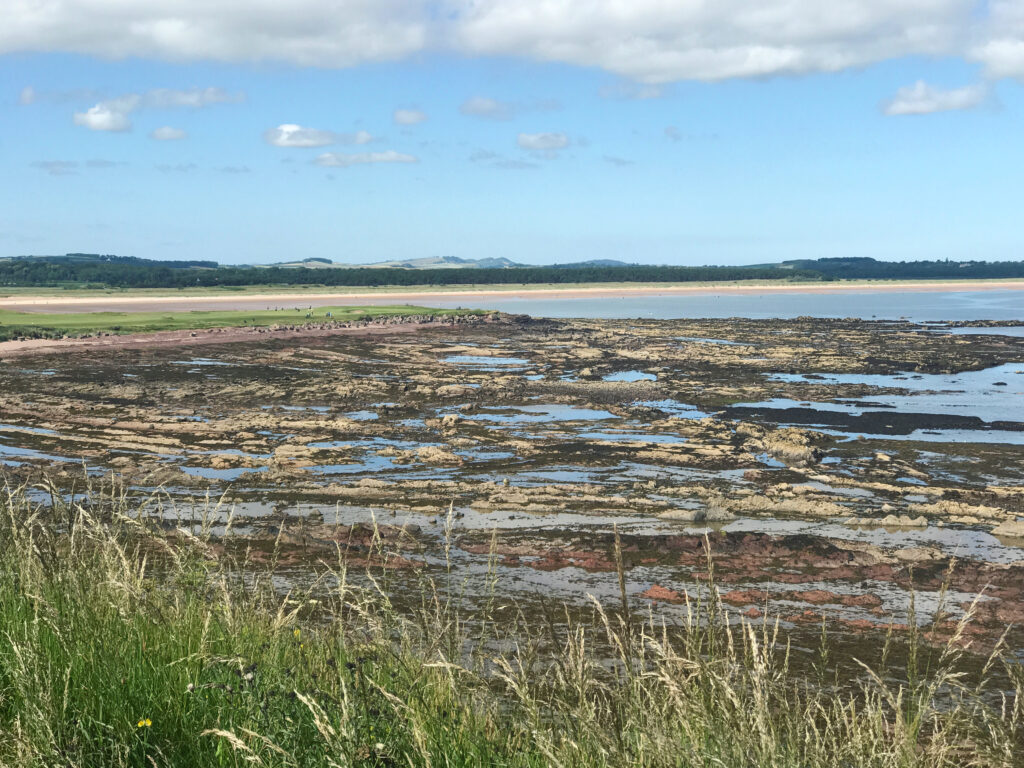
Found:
[0,481,1022,767]
[0,305,476,342]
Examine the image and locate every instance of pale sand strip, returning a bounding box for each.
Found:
[3,280,1024,314]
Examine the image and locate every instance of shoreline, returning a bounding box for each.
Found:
[3,279,1024,313]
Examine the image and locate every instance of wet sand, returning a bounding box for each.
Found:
[3,279,1024,314]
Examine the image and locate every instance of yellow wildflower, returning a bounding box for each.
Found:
[137,718,152,728]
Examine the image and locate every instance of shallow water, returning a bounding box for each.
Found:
[603,370,657,382]
[428,289,1024,322]
[944,326,1024,338]
[742,363,1024,443]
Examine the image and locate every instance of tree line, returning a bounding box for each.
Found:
[1,255,1022,290]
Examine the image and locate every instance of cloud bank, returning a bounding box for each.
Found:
[5,1,1021,83]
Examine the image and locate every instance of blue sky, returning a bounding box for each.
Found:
[1,1,1023,266]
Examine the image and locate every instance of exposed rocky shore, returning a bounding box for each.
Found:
[1,313,1022,646]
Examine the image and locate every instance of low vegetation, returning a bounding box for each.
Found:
[0,481,1021,767]
[0,305,473,342]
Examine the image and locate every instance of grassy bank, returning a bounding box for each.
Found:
[0,305,474,342]
[0,483,1021,767]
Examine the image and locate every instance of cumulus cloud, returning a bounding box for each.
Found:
[264,124,374,148]
[454,0,978,83]
[151,126,187,140]
[72,88,240,132]
[6,1,1022,85]
[460,97,515,120]
[517,132,569,151]
[265,124,337,148]
[971,0,1024,79]
[315,150,418,167]
[883,80,987,115]
[74,102,133,131]
[394,108,427,125]
[0,0,428,67]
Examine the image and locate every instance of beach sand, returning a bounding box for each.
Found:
[3,279,1024,314]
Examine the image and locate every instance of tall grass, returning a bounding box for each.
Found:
[0,480,1021,767]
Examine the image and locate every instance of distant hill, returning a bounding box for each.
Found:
[550,259,634,269]
[0,253,218,269]
[353,256,524,270]
[260,256,525,270]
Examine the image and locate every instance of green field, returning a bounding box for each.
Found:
[0,304,473,342]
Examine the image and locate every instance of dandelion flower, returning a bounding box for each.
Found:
[137,718,152,728]
[293,628,301,639]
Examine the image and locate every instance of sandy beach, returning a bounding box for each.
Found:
[3,279,1024,314]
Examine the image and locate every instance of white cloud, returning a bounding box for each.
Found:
[883,80,987,115]
[0,0,428,67]
[971,0,1024,79]
[453,0,978,82]
[517,132,569,151]
[974,39,1024,79]
[6,1,1022,85]
[72,88,239,133]
[18,86,35,105]
[265,124,337,148]
[151,126,187,140]
[394,108,427,125]
[264,124,375,148]
[460,97,514,120]
[74,103,132,131]
[315,150,418,167]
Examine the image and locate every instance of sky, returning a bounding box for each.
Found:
[1,1,1023,266]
